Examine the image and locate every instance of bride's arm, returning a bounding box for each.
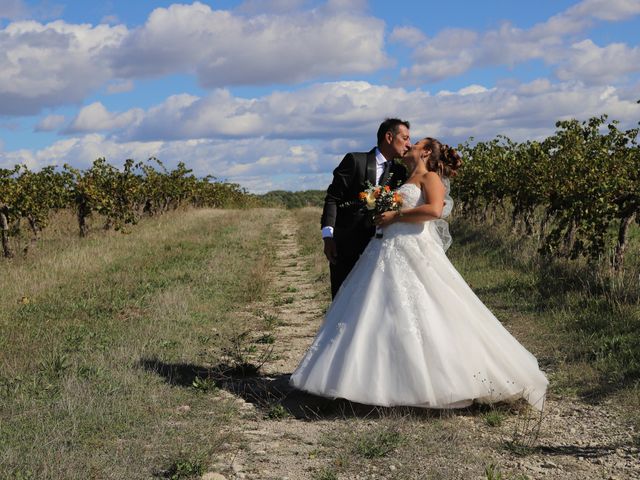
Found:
[376,172,445,226]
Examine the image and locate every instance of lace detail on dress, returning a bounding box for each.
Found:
[334,321,346,340]
[397,182,423,208]
[392,182,453,251]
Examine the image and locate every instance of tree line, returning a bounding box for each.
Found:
[257,190,325,209]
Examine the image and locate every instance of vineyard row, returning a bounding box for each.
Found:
[453,115,639,269]
[2,113,638,269]
[0,158,256,258]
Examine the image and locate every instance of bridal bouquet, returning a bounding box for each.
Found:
[358,182,403,238]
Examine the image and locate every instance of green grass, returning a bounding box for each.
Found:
[265,403,289,420]
[0,207,279,479]
[291,207,331,301]
[313,416,479,479]
[484,462,531,480]
[482,410,506,428]
[3,203,638,479]
[352,426,403,458]
[312,467,339,480]
[448,215,640,428]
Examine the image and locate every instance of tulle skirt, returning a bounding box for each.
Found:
[290,221,548,411]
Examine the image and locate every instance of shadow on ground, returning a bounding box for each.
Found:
[138,358,637,454]
[137,357,488,420]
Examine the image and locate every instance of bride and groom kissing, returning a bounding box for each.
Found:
[289,118,548,412]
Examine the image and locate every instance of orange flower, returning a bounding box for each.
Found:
[358,191,367,200]
[393,192,403,204]
[384,185,391,192]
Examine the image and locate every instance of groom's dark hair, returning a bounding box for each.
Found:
[377,118,410,147]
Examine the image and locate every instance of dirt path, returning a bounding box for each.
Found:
[208,213,639,480]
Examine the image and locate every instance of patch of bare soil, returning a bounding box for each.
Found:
[206,213,639,480]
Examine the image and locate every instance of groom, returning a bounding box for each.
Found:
[321,118,411,298]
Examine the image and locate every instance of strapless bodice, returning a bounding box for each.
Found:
[396,183,424,208]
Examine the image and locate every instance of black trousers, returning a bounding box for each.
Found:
[329,226,374,298]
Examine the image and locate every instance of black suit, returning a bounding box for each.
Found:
[321,148,407,298]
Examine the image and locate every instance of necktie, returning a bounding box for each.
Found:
[378,161,391,186]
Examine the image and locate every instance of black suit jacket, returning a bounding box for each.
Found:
[321,148,407,235]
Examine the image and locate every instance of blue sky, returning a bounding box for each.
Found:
[1,0,639,192]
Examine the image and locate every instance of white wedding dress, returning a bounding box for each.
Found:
[290,182,548,411]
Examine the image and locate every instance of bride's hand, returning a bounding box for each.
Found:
[375,210,400,227]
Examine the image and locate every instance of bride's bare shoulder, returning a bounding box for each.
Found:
[419,171,444,188]
[417,173,446,204]
[422,171,440,180]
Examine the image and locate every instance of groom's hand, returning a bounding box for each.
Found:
[323,238,338,264]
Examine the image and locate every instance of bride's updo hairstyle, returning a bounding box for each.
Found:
[423,137,462,178]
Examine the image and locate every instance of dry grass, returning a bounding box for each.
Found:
[0,207,280,479]
[3,205,637,479]
[309,411,490,480]
[291,207,330,303]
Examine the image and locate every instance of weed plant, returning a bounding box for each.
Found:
[352,426,403,458]
[482,409,506,428]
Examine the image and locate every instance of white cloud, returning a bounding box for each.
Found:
[35,114,66,132]
[66,102,144,133]
[457,85,490,96]
[108,2,388,87]
[0,2,389,116]
[566,0,640,21]
[555,40,640,84]
[226,143,315,176]
[0,133,336,193]
[4,79,639,193]
[516,78,553,96]
[83,82,417,143]
[398,0,640,84]
[55,80,640,148]
[0,20,128,115]
[0,134,160,171]
[599,86,617,101]
[389,26,428,48]
[235,0,310,15]
[436,84,493,97]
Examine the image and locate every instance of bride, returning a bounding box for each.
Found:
[290,137,548,411]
